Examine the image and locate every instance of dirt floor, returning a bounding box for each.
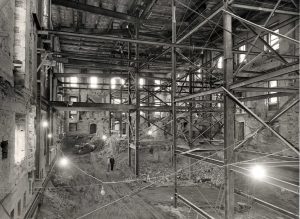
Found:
[37,139,298,219]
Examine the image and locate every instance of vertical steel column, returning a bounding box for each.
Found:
[120,83,123,137]
[134,24,140,176]
[209,51,213,143]
[223,1,235,218]
[128,42,132,167]
[171,0,178,208]
[109,80,112,136]
[188,68,193,179]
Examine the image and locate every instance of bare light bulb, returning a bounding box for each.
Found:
[147,130,152,136]
[59,157,69,168]
[102,135,107,140]
[100,186,105,196]
[42,121,49,128]
[47,133,52,138]
[250,165,266,180]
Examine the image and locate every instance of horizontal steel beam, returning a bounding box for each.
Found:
[239,93,293,102]
[241,150,299,161]
[51,101,136,112]
[51,101,222,112]
[175,87,223,102]
[231,3,300,16]
[234,87,299,93]
[52,0,153,24]
[175,148,224,166]
[40,30,224,52]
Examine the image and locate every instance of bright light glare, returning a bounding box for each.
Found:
[47,133,53,138]
[59,157,69,167]
[100,186,105,196]
[147,130,152,136]
[102,135,107,140]
[250,165,266,180]
[42,121,48,128]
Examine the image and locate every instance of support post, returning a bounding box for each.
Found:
[223,1,235,218]
[128,42,132,167]
[134,24,140,176]
[171,0,178,208]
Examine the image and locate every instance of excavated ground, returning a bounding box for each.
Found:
[37,138,298,219]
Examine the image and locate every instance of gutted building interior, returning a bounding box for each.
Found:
[0,0,299,218]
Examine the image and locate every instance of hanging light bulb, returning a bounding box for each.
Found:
[58,157,69,168]
[100,186,105,196]
[250,164,266,181]
[42,121,49,128]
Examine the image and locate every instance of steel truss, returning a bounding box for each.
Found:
[45,0,299,218]
[170,0,299,219]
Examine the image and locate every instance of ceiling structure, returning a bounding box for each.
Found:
[49,0,298,82]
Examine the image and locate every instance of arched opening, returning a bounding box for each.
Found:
[90,124,97,134]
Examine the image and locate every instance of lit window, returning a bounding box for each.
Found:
[264,29,279,51]
[269,80,278,105]
[70,77,78,87]
[139,78,145,88]
[154,80,161,91]
[121,78,125,85]
[270,29,279,50]
[238,45,246,63]
[113,99,121,104]
[69,111,77,118]
[217,56,223,69]
[111,77,124,89]
[69,96,78,103]
[111,78,117,89]
[268,81,278,110]
[197,66,202,79]
[90,77,98,88]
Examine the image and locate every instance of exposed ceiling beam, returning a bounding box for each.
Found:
[40,30,224,52]
[52,0,167,25]
[231,3,300,16]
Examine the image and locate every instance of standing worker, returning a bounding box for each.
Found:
[110,156,115,171]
